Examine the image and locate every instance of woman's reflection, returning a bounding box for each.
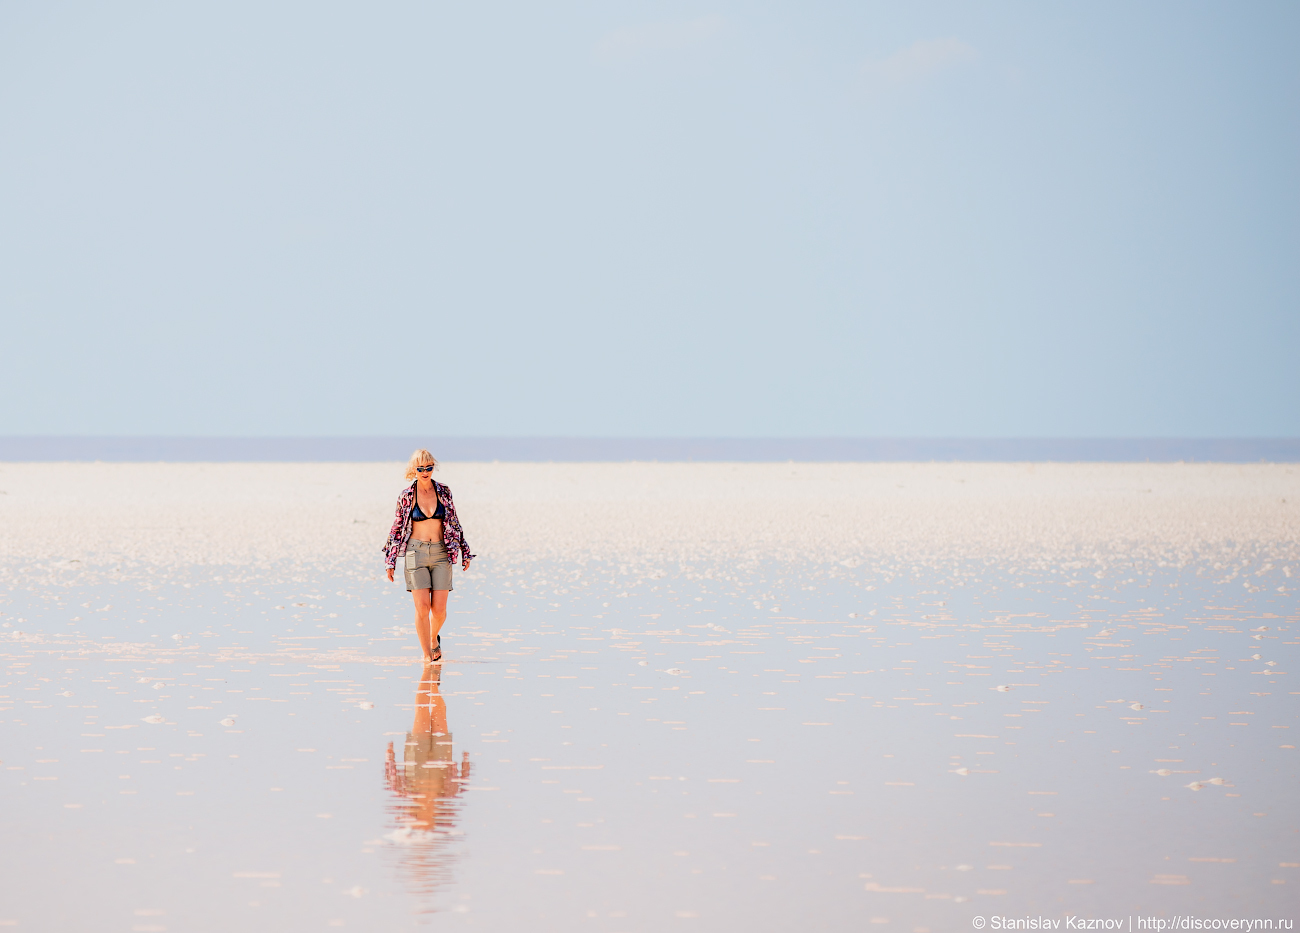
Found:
[383,662,471,898]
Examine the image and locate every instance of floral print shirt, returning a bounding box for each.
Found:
[383,480,475,570]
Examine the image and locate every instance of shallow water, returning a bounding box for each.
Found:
[2,554,1296,931]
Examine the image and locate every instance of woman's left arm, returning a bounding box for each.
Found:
[445,487,475,570]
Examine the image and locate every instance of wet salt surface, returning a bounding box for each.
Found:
[3,562,1297,930]
[1,463,1297,930]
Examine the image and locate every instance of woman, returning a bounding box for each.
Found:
[383,449,474,663]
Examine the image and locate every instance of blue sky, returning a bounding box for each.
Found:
[1,2,1296,437]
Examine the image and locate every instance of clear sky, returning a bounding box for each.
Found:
[1,2,1296,438]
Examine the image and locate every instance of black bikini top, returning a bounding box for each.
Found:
[411,491,445,523]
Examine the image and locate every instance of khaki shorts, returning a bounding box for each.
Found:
[404,732,454,795]
[404,731,454,766]
[404,539,453,592]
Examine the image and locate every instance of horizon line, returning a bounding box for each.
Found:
[1,436,1296,463]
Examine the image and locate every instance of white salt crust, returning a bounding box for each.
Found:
[0,462,1296,579]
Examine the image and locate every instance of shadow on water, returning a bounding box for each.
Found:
[382,663,472,914]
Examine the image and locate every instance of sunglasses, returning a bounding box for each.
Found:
[415,465,434,473]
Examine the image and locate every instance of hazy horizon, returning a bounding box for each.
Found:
[1,435,1296,463]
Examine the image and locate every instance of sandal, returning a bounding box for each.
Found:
[429,634,442,663]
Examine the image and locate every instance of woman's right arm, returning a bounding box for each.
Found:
[383,492,406,579]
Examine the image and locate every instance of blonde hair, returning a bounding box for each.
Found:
[404,448,438,480]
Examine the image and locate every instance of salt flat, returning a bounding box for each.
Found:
[2,461,1296,569]
[0,462,1296,931]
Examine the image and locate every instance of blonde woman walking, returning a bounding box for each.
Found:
[383,449,474,662]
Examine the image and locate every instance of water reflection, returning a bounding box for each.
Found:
[382,663,471,907]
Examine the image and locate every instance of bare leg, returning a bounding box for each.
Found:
[412,663,446,734]
[412,588,434,660]
[430,590,449,650]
